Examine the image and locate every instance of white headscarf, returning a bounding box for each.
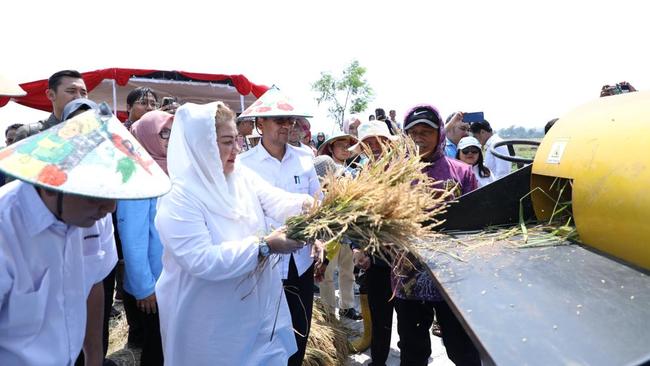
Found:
[167,102,253,220]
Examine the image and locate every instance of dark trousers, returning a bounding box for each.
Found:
[102,265,117,355]
[433,300,481,366]
[75,266,117,366]
[123,292,164,366]
[283,256,314,366]
[365,264,393,366]
[395,298,434,366]
[395,298,481,366]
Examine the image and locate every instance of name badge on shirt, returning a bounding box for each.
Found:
[293,174,309,194]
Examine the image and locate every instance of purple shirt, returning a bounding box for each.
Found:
[393,104,478,302]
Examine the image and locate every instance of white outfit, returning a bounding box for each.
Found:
[472,164,496,188]
[155,102,308,366]
[0,181,117,366]
[484,134,512,179]
[238,143,320,279]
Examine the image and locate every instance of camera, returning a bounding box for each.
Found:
[161,97,176,108]
[617,83,631,93]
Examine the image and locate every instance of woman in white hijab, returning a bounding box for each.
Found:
[154,101,312,365]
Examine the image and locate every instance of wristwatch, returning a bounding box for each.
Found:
[258,237,271,257]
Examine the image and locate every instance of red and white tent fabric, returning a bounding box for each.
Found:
[0,68,269,121]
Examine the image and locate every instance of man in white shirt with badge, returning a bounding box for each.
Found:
[0,100,170,366]
[470,119,512,180]
[238,87,320,366]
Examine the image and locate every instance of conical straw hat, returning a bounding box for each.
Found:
[0,103,171,199]
[0,73,26,97]
[238,86,312,119]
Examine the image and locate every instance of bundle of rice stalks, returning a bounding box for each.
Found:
[285,137,451,263]
[303,299,350,366]
[107,312,140,365]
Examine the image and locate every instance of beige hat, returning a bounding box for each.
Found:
[316,132,359,156]
[349,120,399,151]
[0,73,26,97]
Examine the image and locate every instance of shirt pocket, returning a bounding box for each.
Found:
[5,269,50,338]
[82,233,102,256]
[294,173,311,194]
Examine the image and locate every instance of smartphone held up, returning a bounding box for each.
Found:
[462,112,484,123]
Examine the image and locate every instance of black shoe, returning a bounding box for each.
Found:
[339,307,362,321]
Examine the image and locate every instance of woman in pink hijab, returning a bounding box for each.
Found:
[117,110,173,366]
[131,111,173,174]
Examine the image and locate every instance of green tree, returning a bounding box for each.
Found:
[312,60,373,130]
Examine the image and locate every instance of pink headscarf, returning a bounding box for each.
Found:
[131,110,174,175]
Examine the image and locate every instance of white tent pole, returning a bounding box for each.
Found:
[111,79,118,116]
[240,94,245,112]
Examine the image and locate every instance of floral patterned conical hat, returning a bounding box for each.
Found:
[238,86,312,119]
[0,102,171,199]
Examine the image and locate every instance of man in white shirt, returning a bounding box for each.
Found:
[0,184,117,366]
[237,87,320,366]
[470,119,512,179]
[0,102,170,366]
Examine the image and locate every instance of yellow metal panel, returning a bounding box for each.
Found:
[531,91,650,270]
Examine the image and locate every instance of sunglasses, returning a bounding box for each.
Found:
[159,128,171,140]
[461,147,480,155]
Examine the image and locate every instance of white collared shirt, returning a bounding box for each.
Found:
[0,181,117,366]
[484,134,512,179]
[238,142,320,278]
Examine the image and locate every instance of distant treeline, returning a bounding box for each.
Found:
[497,125,544,139]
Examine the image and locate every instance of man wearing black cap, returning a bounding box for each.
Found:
[396,104,480,366]
[470,119,511,179]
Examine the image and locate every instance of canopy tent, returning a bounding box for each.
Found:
[0,68,269,121]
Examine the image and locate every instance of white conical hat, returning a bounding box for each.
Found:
[316,132,359,156]
[0,103,171,199]
[0,73,26,97]
[238,86,312,119]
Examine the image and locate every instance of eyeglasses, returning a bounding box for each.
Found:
[159,128,171,140]
[461,147,480,155]
[135,99,160,109]
[458,125,471,132]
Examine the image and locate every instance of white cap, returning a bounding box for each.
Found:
[349,120,398,150]
[457,136,482,151]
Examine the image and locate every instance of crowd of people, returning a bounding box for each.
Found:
[0,69,637,366]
